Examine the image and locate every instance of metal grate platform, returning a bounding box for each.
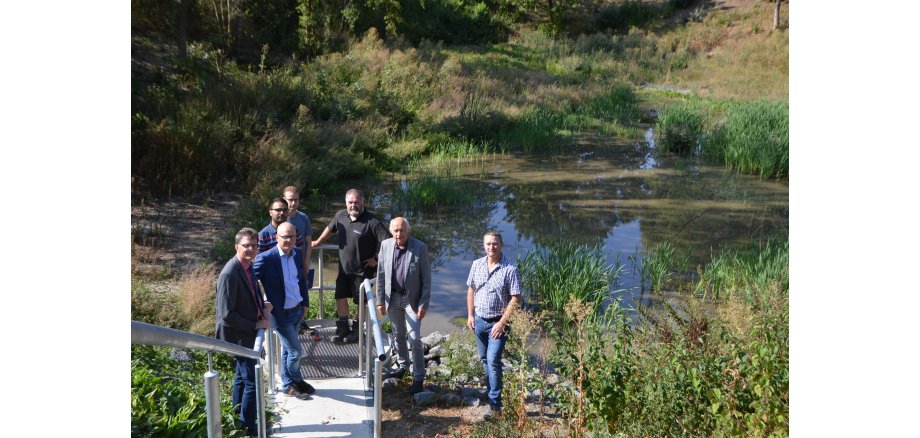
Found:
[297,319,362,379]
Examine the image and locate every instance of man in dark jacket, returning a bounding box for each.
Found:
[215,228,272,436]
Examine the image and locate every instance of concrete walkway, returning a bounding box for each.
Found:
[269,376,373,437]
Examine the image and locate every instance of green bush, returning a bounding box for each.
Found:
[131,345,254,437]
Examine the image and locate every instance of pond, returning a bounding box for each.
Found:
[311,128,788,335]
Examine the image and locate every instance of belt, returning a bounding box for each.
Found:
[282,304,303,312]
[392,288,407,295]
[481,315,502,323]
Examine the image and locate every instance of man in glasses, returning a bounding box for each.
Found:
[312,189,390,343]
[215,228,273,436]
[254,222,314,400]
[258,197,304,253]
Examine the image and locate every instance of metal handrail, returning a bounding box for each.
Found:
[311,244,339,320]
[131,321,269,438]
[361,278,392,438]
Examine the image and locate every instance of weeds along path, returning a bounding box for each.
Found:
[131,194,243,281]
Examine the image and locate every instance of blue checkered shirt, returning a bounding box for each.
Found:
[466,255,522,319]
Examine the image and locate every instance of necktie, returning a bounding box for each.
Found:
[245,265,263,319]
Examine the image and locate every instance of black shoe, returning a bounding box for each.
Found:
[342,320,360,343]
[296,380,316,395]
[333,319,351,343]
[409,380,424,394]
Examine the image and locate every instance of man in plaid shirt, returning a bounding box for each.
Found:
[466,230,521,419]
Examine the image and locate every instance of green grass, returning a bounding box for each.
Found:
[694,236,789,303]
[703,100,789,177]
[656,101,706,154]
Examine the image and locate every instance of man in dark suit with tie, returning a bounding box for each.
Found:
[376,217,432,394]
[253,222,314,400]
[215,228,273,436]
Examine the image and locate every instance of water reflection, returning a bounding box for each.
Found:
[309,135,788,335]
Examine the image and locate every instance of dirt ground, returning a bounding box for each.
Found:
[131,193,243,277]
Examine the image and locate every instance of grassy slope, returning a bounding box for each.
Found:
[666,0,789,100]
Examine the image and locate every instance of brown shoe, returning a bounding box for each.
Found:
[283,385,311,400]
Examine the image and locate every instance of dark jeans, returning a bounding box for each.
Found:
[272,306,305,390]
[232,356,258,435]
[474,315,508,410]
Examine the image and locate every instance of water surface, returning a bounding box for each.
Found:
[312,130,788,335]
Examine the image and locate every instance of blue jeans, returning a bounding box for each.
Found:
[232,356,258,435]
[474,315,508,410]
[388,293,425,382]
[271,306,305,390]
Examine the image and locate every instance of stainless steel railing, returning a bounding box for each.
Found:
[131,321,270,438]
[360,278,393,438]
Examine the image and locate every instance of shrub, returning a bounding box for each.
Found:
[596,0,663,34]
[131,345,255,437]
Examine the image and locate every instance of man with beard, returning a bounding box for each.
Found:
[258,197,304,254]
[312,189,390,343]
[215,228,273,436]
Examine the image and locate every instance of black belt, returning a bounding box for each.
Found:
[482,315,502,323]
[282,304,303,312]
[392,288,407,295]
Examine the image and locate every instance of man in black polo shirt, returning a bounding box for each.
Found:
[312,188,390,343]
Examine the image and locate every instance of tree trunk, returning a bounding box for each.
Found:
[773,0,781,30]
[177,0,190,58]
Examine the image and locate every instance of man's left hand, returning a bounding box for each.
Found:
[418,308,427,321]
[362,256,378,269]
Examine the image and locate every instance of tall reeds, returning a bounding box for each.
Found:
[518,242,619,318]
[703,100,789,177]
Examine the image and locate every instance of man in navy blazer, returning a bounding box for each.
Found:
[376,217,432,394]
[253,222,314,400]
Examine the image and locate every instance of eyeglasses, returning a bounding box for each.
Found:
[238,243,258,249]
[278,235,295,241]
[270,208,286,213]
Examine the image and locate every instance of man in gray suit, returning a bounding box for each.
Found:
[215,228,273,436]
[376,217,432,394]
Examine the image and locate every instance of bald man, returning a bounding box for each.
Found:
[253,222,314,400]
[376,217,431,394]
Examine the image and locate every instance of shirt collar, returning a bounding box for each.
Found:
[276,244,292,258]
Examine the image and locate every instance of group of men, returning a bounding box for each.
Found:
[214,187,522,435]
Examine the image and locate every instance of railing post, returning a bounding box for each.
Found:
[317,247,324,320]
[255,363,266,438]
[266,328,276,394]
[374,358,383,438]
[204,352,222,438]
[358,281,366,375]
